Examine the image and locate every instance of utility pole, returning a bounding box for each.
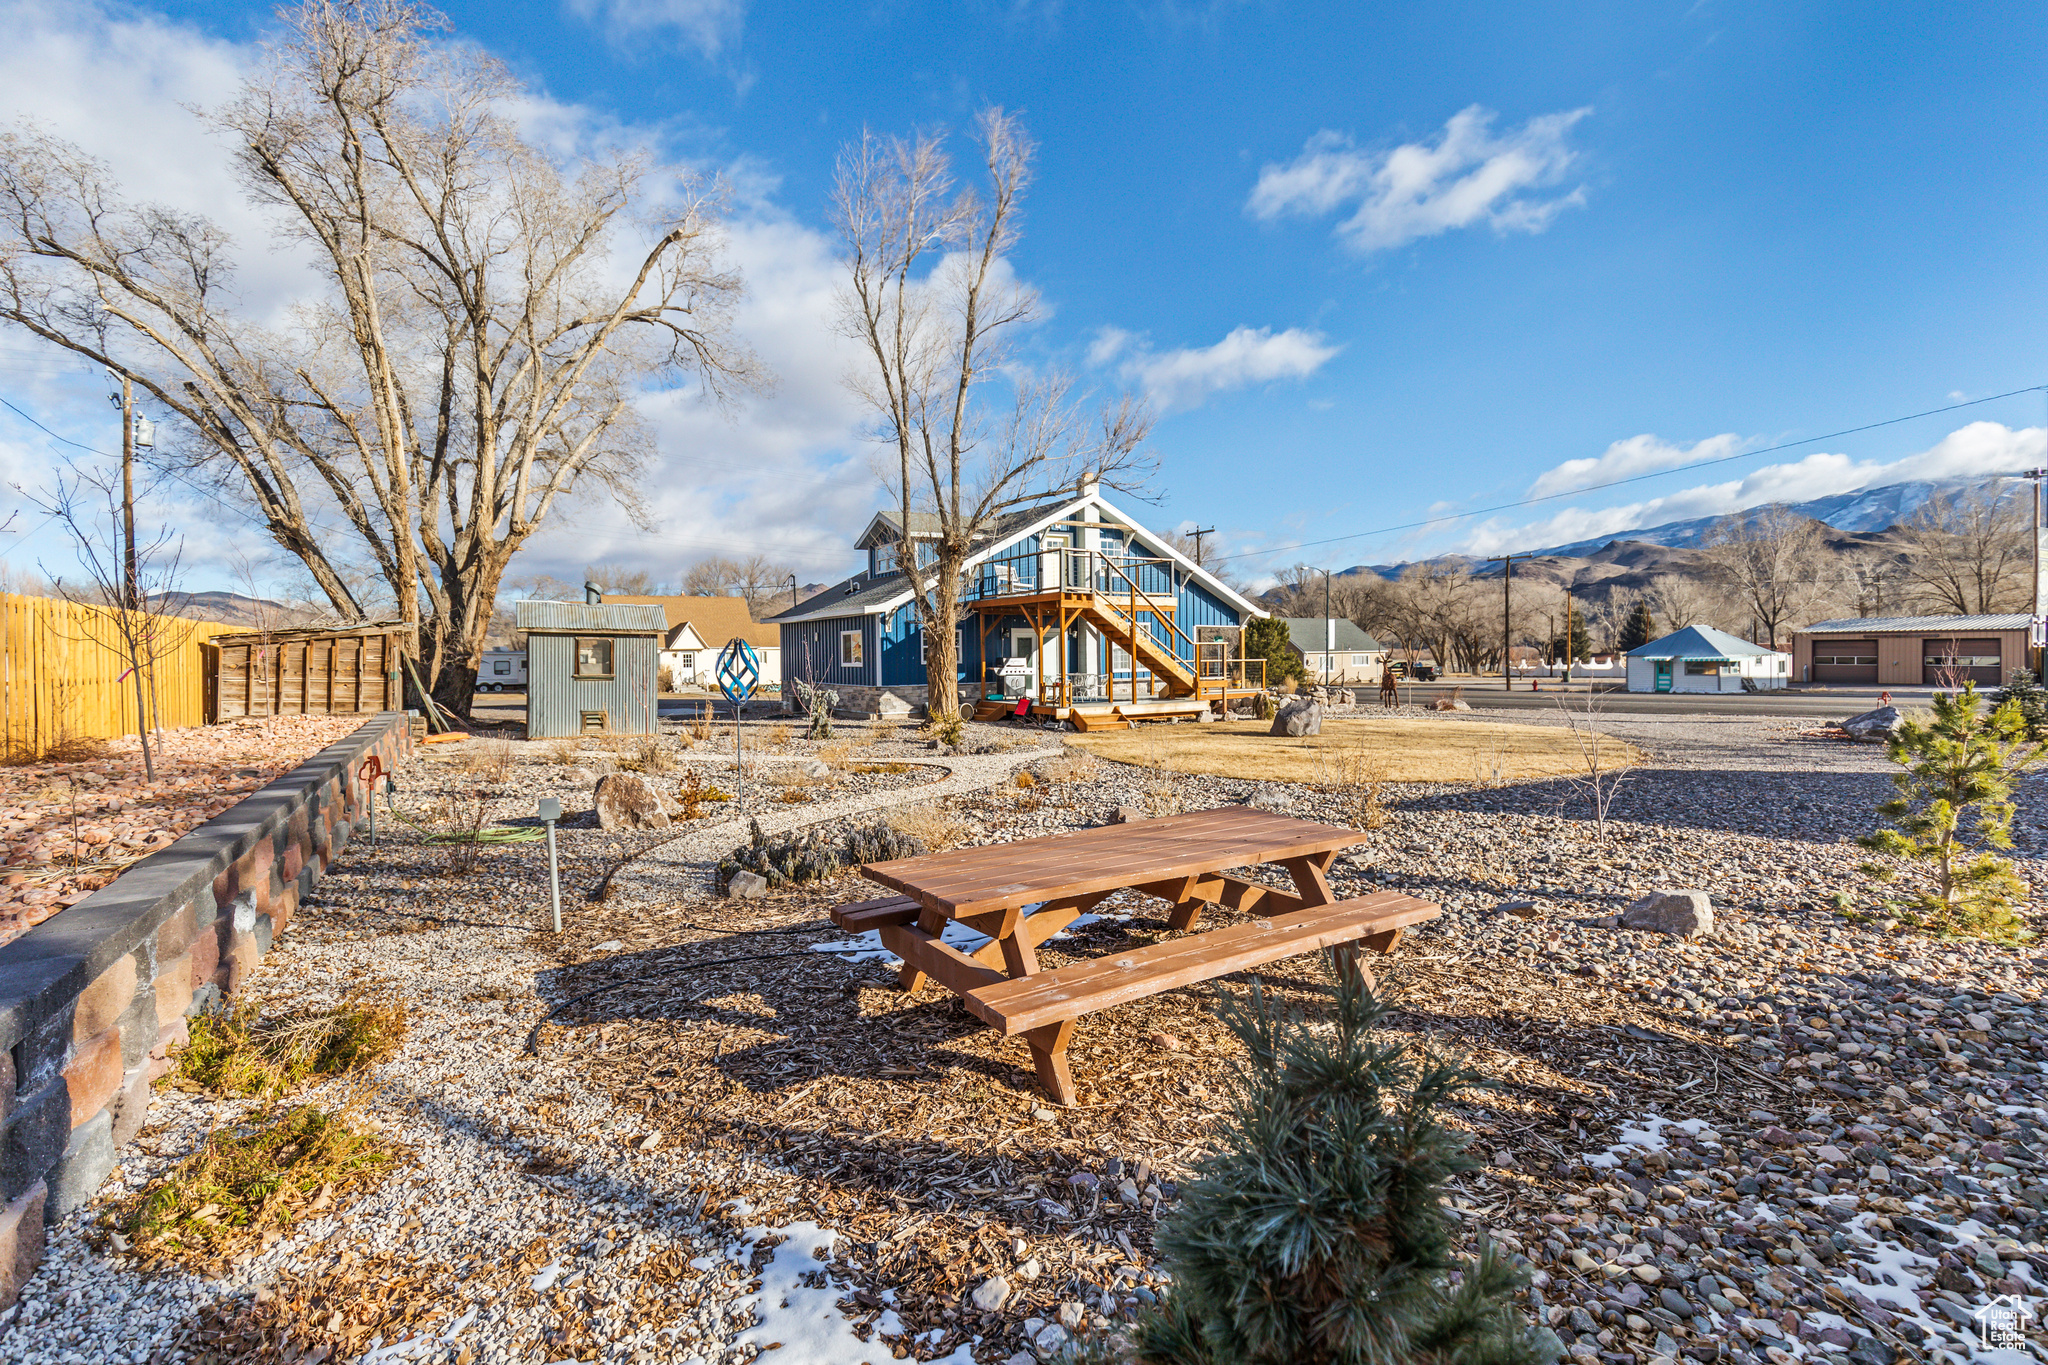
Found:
[120,375,137,611]
[1563,584,1573,689]
[2024,468,2047,679]
[1321,567,1333,691]
[1188,526,1216,568]
[1487,554,1513,691]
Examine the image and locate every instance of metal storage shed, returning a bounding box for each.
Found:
[514,599,665,737]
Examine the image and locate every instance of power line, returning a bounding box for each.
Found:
[1212,385,2048,564]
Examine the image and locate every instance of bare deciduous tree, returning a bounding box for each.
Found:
[1644,573,1722,631]
[0,0,755,715]
[678,554,793,614]
[1704,505,1830,648]
[832,109,1154,721]
[1897,484,2030,616]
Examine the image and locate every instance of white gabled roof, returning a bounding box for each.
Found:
[1625,624,1783,659]
[771,489,1265,624]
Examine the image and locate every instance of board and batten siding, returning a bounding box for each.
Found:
[525,631,660,737]
[778,616,879,690]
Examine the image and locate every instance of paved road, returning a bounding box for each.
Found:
[1396,681,1903,718]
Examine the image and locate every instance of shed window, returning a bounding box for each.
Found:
[575,638,614,678]
[840,630,864,668]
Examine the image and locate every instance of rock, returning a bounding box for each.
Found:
[1195,707,1218,722]
[593,772,670,830]
[567,766,599,787]
[1620,889,1714,938]
[1496,899,1541,919]
[1270,696,1323,736]
[1033,1323,1070,1353]
[1244,785,1290,811]
[1001,1353,1037,1365]
[1058,1301,1086,1331]
[1839,705,1902,742]
[594,939,623,952]
[1031,1107,1055,1121]
[971,1275,1011,1311]
[1432,696,1473,711]
[801,759,831,779]
[1110,805,1149,824]
[1016,1257,1042,1281]
[1148,1030,1182,1050]
[1117,1179,1142,1206]
[637,1130,662,1150]
[874,690,915,718]
[725,870,769,899]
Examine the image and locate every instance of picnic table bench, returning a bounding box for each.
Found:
[828,807,1438,1105]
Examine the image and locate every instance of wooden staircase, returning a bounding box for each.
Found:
[1082,594,1197,698]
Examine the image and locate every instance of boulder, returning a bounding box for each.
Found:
[725,869,769,899]
[1839,705,1902,743]
[1244,786,1290,812]
[1495,899,1542,920]
[1270,696,1323,737]
[593,772,670,830]
[1432,696,1472,711]
[801,759,832,779]
[1109,805,1150,825]
[1620,888,1714,938]
[874,690,915,718]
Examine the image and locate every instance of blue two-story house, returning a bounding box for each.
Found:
[769,484,1267,725]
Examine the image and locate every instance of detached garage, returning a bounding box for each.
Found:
[1792,614,2033,688]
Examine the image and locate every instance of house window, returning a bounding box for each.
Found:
[840,630,864,668]
[492,660,510,675]
[875,543,897,575]
[1683,660,1723,676]
[575,638,614,678]
[1350,654,1366,666]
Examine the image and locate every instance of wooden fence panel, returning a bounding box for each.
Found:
[0,594,235,758]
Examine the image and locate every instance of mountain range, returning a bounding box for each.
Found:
[1304,476,2017,608]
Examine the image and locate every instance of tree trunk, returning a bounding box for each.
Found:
[925,564,963,721]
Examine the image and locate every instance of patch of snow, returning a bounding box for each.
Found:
[733,1220,979,1365]
[1584,1115,1710,1168]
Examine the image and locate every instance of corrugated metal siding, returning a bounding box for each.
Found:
[526,632,660,737]
[778,616,878,689]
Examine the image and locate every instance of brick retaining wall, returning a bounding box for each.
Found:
[0,712,411,1305]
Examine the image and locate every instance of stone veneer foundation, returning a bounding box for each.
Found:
[0,712,411,1305]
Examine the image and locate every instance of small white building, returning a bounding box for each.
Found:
[1625,625,1790,693]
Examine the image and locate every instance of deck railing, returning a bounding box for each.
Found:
[966,546,1199,669]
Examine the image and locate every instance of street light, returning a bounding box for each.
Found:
[781,573,799,612]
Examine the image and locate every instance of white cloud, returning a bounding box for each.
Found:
[1460,420,2047,556]
[564,0,747,55]
[1527,432,1747,498]
[0,0,873,594]
[1249,106,1592,253]
[1101,325,1338,413]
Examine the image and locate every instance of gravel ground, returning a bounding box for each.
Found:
[4,708,2044,1365]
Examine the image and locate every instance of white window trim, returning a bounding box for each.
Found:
[840,629,864,668]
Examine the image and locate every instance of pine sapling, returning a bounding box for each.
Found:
[1124,962,1541,1365]
[1859,682,2040,942]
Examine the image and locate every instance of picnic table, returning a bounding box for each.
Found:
[828,807,1439,1105]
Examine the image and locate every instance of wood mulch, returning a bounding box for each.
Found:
[540,869,1782,1362]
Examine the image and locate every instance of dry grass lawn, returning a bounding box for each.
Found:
[1065,716,1637,784]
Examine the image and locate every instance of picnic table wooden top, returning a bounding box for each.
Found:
[859,806,1365,919]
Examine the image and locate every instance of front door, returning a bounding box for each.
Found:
[1654,660,1673,693]
[1007,628,1039,696]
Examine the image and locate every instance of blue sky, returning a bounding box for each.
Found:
[1,0,2045,594]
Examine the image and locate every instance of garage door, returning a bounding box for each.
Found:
[1812,639,1878,684]
[1923,638,2002,688]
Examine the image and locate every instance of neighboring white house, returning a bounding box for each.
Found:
[605,595,782,691]
[1278,618,1386,685]
[1625,625,1790,692]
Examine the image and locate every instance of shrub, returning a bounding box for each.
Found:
[1993,668,2048,741]
[1129,966,1539,1365]
[717,820,843,891]
[1244,616,1307,686]
[178,993,409,1100]
[927,710,966,747]
[886,802,964,852]
[107,1101,403,1268]
[791,678,837,739]
[1859,681,2042,941]
[715,818,928,891]
[842,820,925,866]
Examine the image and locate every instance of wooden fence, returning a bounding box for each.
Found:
[0,593,237,759]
